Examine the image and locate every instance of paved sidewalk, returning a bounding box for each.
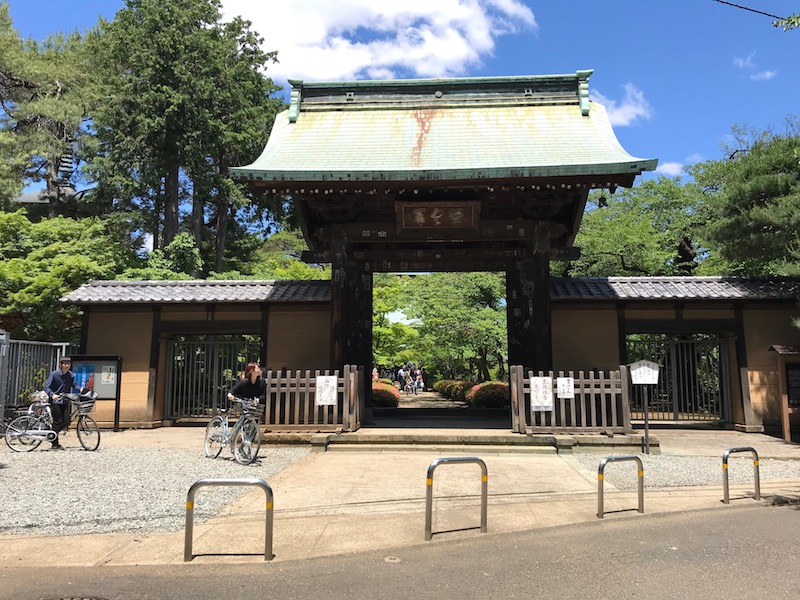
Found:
[1,428,799,567]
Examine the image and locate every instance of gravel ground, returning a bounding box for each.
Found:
[0,445,309,537]
[571,453,800,490]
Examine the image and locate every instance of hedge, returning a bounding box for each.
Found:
[465,381,510,408]
[372,382,400,407]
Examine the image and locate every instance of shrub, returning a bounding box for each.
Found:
[465,381,510,408]
[372,382,400,407]
[443,381,460,398]
[433,379,454,393]
[377,377,394,386]
[452,380,477,403]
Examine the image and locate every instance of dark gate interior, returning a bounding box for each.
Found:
[627,334,731,423]
[165,335,261,420]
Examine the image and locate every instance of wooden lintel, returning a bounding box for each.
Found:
[340,220,569,242]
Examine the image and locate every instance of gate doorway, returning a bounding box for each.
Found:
[165,335,261,420]
[627,334,731,423]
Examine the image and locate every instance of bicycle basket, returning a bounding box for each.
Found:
[76,399,96,415]
[241,399,264,419]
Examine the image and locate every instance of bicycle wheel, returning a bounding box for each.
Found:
[204,416,224,458]
[233,418,261,465]
[4,416,43,452]
[76,415,101,451]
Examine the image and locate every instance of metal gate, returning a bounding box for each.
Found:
[1,333,71,419]
[165,335,261,420]
[627,334,731,423]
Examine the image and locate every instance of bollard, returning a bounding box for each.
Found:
[722,447,761,504]
[424,457,488,541]
[184,478,274,561]
[597,455,644,519]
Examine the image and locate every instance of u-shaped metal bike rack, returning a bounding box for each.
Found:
[722,447,761,504]
[425,457,488,541]
[184,478,275,561]
[597,455,644,519]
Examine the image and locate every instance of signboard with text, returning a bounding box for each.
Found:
[530,376,554,411]
[629,360,660,385]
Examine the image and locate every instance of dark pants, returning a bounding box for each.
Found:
[50,402,69,440]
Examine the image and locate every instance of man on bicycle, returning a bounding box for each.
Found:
[44,356,77,450]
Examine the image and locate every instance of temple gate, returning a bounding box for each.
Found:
[231,71,657,397]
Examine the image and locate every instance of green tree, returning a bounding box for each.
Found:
[0,3,95,213]
[372,274,419,368]
[563,177,713,277]
[402,272,507,381]
[689,125,800,275]
[774,14,800,30]
[248,228,329,280]
[0,209,138,339]
[88,0,283,270]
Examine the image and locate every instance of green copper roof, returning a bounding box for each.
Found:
[231,71,657,184]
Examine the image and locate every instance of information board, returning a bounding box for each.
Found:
[315,375,338,406]
[787,364,800,407]
[629,360,660,385]
[530,376,553,411]
[70,355,121,400]
[556,377,575,399]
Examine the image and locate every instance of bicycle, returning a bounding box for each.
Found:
[4,390,101,452]
[203,396,263,465]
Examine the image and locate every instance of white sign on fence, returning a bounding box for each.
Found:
[530,376,554,411]
[556,377,575,399]
[629,360,661,385]
[315,375,338,406]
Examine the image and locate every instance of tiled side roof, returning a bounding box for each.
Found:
[61,280,331,305]
[62,277,800,306]
[551,277,800,301]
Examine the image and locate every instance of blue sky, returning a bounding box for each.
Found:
[8,1,799,180]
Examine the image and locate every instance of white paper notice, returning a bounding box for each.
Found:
[315,375,338,406]
[556,377,575,399]
[530,376,554,411]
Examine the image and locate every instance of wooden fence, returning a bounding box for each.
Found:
[509,365,633,434]
[260,365,362,433]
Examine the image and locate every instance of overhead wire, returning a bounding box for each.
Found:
[710,0,786,20]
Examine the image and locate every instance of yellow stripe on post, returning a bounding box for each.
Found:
[598,474,604,481]
[638,471,644,477]
[723,464,729,469]
[266,502,273,510]
[426,478,433,486]
[482,475,488,482]
[186,501,194,510]
[754,460,759,466]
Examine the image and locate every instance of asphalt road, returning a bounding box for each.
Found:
[3,504,798,600]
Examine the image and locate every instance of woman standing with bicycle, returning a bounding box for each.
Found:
[227,362,266,403]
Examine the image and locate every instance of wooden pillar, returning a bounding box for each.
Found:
[330,226,347,369]
[330,226,373,371]
[733,306,762,432]
[506,234,553,372]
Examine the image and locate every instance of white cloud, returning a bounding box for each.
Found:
[220,0,536,84]
[685,153,704,163]
[751,70,777,81]
[733,51,756,69]
[656,161,684,176]
[733,51,776,82]
[590,83,652,127]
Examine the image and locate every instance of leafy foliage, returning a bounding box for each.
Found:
[564,176,713,277]
[87,0,284,271]
[0,209,138,339]
[689,124,800,275]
